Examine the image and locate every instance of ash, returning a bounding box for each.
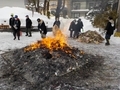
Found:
[0,45,106,90]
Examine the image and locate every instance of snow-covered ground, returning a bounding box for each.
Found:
[0,7,120,88]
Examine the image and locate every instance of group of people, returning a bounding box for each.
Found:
[68,16,116,46]
[9,14,115,46]
[9,14,21,40]
[69,17,83,39]
[9,14,47,40]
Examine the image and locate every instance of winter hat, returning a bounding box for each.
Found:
[15,15,18,18]
[78,17,81,20]
[26,15,29,17]
[109,16,113,20]
[11,13,14,16]
[37,18,40,22]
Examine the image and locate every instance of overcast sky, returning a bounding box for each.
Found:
[0,0,25,8]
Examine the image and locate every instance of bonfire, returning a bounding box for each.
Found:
[24,25,73,55]
[1,27,104,90]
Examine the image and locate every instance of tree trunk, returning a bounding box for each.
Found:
[55,0,65,20]
[47,0,50,19]
[43,0,47,15]
[117,0,120,32]
[36,0,39,12]
[55,0,62,19]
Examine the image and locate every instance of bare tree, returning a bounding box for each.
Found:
[47,0,50,19]
[25,0,40,12]
[43,0,47,15]
[55,0,65,19]
[36,0,40,12]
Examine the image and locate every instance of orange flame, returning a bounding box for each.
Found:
[24,25,71,53]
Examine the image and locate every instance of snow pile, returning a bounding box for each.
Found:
[0,6,54,27]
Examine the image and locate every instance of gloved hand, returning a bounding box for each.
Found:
[39,29,43,34]
[69,29,72,31]
[39,29,41,32]
[14,25,18,29]
[82,28,84,32]
[39,29,41,31]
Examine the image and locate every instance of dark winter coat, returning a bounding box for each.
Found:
[74,20,81,32]
[14,18,21,30]
[53,20,60,28]
[26,18,32,28]
[69,20,76,31]
[105,20,115,35]
[78,19,83,29]
[9,17,15,27]
[38,20,47,34]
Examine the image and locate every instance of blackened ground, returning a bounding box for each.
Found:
[0,45,105,90]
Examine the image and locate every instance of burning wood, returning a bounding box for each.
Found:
[24,25,69,53]
[52,25,62,37]
[78,30,104,44]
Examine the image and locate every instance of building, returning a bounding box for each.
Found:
[67,0,116,18]
[49,0,101,18]
[0,0,25,8]
[67,0,101,18]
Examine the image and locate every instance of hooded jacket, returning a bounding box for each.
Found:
[38,20,47,34]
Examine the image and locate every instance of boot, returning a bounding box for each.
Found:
[28,35,32,37]
[25,33,28,36]
[13,37,16,40]
[105,39,110,45]
[18,37,20,40]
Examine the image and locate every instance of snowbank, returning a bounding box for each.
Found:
[0,7,54,27]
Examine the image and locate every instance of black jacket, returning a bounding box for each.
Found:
[105,20,115,35]
[78,19,83,29]
[14,19,21,30]
[38,20,47,34]
[74,20,81,32]
[53,20,60,28]
[69,20,75,31]
[26,18,32,28]
[9,17,15,27]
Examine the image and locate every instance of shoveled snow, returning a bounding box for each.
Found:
[0,6,54,27]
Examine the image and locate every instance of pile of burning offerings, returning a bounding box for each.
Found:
[78,30,104,44]
[1,29,104,90]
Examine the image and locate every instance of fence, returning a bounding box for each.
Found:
[0,24,9,29]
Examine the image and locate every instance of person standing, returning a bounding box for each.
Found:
[37,18,47,38]
[13,15,21,40]
[25,15,32,37]
[73,18,81,38]
[78,18,84,32]
[9,14,15,32]
[69,19,75,38]
[105,17,115,45]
